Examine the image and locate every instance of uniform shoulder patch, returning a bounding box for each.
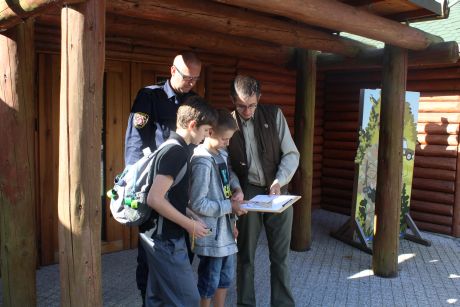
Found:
[133,112,149,129]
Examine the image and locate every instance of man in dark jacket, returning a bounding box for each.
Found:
[124,52,201,306]
[228,75,300,307]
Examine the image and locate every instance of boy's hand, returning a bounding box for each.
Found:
[231,199,248,216]
[186,219,208,238]
[231,188,244,201]
[233,225,239,239]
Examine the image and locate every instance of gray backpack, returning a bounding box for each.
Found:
[107,138,187,228]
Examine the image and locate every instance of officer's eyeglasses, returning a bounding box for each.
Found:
[235,103,257,111]
[174,66,200,82]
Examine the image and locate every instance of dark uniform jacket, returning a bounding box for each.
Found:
[124,80,195,166]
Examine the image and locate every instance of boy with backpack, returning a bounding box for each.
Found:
[189,109,248,307]
[142,96,217,307]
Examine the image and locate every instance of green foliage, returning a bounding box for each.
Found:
[403,101,417,148]
[356,198,367,227]
[355,95,381,164]
[400,183,409,230]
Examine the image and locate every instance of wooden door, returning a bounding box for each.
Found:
[102,60,133,253]
[37,53,61,265]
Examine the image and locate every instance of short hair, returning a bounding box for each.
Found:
[173,52,201,68]
[213,109,238,134]
[177,96,217,129]
[230,75,261,101]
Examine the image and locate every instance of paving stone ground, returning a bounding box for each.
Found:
[1,209,459,306]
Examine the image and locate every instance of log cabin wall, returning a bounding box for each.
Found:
[33,23,323,264]
[322,64,460,237]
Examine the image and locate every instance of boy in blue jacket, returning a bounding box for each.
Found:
[189,109,248,307]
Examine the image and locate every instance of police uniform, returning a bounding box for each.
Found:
[124,79,196,304]
[125,80,195,166]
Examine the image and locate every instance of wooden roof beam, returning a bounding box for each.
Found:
[318,41,459,70]
[214,0,443,50]
[37,13,295,65]
[106,0,372,57]
[104,15,295,66]
[0,0,65,31]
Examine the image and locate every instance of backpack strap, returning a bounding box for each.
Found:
[146,137,188,237]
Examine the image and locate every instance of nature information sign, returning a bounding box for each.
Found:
[354,89,419,241]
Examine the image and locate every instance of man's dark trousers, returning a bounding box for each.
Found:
[236,184,295,307]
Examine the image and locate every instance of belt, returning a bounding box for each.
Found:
[248,183,268,189]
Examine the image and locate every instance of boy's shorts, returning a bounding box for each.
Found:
[197,254,235,299]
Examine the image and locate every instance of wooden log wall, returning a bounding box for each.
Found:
[322,64,460,236]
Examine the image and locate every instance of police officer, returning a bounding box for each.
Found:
[124,52,202,306]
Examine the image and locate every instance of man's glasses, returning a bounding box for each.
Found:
[174,66,200,82]
[235,103,257,111]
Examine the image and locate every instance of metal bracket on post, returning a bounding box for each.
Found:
[403,213,431,246]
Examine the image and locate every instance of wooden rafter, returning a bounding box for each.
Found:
[106,0,371,57]
[318,41,459,70]
[214,0,443,50]
[106,15,295,66]
[0,0,64,30]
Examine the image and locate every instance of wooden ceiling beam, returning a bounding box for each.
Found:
[318,41,459,70]
[0,0,65,31]
[37,13,295,65]
[106,0,372,57]
[214,0,443,50]
[104,15,295,66]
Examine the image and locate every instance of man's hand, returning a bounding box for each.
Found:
[231,199,248,216]
[269,181,281,195]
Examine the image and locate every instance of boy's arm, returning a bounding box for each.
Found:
[229,169,244,201]
[189,160,232,217]
[147,174,208,238]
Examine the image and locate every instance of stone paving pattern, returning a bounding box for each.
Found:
[1,210,459,306]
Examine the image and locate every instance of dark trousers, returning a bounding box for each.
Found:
[143,236,200,307]
[137,233,194,306]
[237,184,295,307]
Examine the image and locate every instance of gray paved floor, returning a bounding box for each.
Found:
[1,209,459,306]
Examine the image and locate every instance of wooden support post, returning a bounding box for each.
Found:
[58,1,105,306]
[0,19,37,307]
[291,49,316,251]
[372,45,407,278]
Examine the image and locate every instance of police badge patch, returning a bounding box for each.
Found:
[133,112,149,128]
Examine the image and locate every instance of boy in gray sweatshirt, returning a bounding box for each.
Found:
[189,109,247,307]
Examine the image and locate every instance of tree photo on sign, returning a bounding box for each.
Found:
[354,89,419,241]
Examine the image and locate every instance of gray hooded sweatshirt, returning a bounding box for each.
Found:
[189,145,241,257]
